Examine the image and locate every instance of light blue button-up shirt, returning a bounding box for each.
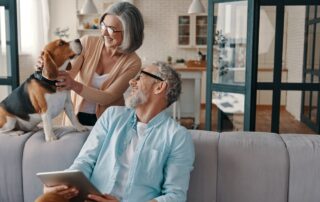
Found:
[69,106,195,202]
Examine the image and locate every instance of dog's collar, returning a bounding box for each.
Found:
[33,71,58,86]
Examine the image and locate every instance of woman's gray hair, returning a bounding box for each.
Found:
[100,2,144,53]
[154,62,181,107]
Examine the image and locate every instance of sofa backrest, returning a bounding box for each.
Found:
[22,128,89,202]
[1,128,320,202]
[187,130,219,202]
[187,130,320,202]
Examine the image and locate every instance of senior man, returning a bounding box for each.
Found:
[37,62,195,202]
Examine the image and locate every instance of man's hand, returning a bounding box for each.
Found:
[87,193,119,202]
[43,184,79,199]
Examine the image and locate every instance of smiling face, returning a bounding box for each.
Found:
[125,65,162,108]
[100,15,123,49]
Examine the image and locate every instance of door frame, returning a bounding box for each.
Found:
[205,0,259,131]
[205,0,320,133]
[0,0,19,89]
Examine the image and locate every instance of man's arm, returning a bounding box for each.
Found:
[154,130,195,202]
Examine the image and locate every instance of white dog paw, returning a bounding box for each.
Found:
[75,124,88,132]
[7,131,24,136]
[45,135,57,142]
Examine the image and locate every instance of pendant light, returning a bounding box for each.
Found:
[188,0,205,14]
[80,0,98,14]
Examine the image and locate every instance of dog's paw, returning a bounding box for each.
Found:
[45,135,58,142]
[75,124,88,132]
[7,130,25,136]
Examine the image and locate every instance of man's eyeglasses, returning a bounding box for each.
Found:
[100,22,122,35]
[137,70,164,81]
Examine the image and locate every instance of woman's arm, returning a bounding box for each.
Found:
[56,60,140,106]
[79,63,140,105]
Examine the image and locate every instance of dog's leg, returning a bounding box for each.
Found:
[65,93,87,132]
[0,116,17,133]
[0,116,25,136]
[41,113,57,141]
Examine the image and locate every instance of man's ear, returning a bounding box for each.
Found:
[42,50,58,79]
[154,82,167,95]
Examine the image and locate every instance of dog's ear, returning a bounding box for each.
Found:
[66,62,72,71]
[42,50,58,79]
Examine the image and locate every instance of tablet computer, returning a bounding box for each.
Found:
[36,170,102,202]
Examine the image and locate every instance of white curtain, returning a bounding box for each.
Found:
[20,0,50,61]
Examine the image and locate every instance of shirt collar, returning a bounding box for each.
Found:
[129,108,169,129]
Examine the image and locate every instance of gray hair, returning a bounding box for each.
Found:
[153,62,182,107]
[100,2,144,53]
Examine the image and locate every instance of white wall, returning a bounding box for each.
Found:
[134,0,208,65]
[48,0,208,65]
[49,0,78,41]
[285,6,305,120]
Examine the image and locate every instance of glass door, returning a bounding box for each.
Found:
[206,0,258,131]
[301,5,320,132]
[0,0,19,100]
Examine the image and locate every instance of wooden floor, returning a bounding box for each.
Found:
[180,105,317,134]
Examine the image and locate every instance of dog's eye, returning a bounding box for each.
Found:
[59,41,65,46]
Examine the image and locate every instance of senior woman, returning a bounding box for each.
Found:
[56,2,144,126]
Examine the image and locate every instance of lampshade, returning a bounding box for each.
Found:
[119,0,134,4]
[80,0,98,14]
[188,0,205,14]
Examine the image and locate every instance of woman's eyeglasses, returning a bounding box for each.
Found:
[100,22,122,35]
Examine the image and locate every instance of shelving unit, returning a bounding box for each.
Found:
[75,0,116,37]
[76,12,100,37]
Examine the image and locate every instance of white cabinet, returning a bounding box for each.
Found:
[178,14,208,48]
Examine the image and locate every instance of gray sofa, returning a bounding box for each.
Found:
[1,127,320,202]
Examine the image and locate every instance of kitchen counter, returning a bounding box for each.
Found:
[173,64,206,72]
[171,65,205,128]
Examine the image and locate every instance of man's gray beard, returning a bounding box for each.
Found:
[125,90,147,108]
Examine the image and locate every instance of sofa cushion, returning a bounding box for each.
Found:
[22,127,89,202]
[0,131,33,202]
[282,134,320,202]
[217,132,289,202]
[187,130,219,202]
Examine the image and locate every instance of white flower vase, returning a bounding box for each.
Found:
[80,0,98,14]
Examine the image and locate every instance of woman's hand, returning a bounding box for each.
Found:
[56,71,83,93]
[86,193,119,202]
[43,184,79,199]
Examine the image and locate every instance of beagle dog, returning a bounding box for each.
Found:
[0,39,86,141]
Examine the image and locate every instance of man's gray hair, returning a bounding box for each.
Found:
[154,62,181,107]
[100,2,144,53]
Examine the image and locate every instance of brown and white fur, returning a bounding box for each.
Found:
[0,39,87,141]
